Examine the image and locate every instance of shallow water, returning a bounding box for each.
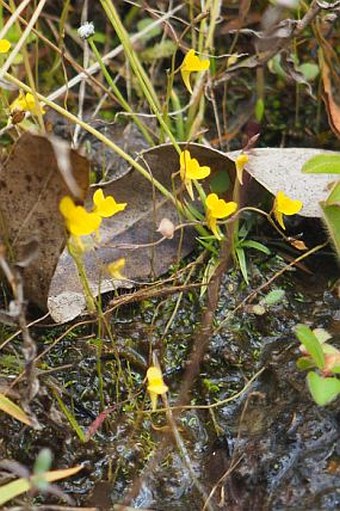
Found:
[1,252,339,510]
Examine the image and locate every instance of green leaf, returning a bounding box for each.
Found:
[302,154,340,174]
[307,372,340,406]
[255,98,265,122]
[140,40,177,62]
[239,240,271,255]
[326,181,340,205]
[295,324,325,369]
[298,62,319,81]
[136,18,162,41]
[313,328,332,344]
[52,389,86,442]
[320,202,340,259]
[262,289,285,306]
[210,169,231,194]
[34,448,52,475]
[296,357,315,371]
[0,393,32,426]
[236,247,249,284]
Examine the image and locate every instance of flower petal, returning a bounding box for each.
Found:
[93,188,127,218]
[107,258,126,280]
[60,196,102,236]
[206,193,237,219]
[0,39,11,53]
[180,49,210,94]
[235,153,249,185]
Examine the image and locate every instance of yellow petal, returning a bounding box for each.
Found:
[10,91,45,116]
[181,69,193,94]
[149,391,158,412]
[206,193,238,219]
[235,153,249,185]
[147,366,168,395]
[107,258,126,280]
[206,212,221,240]
[273,191,303,230]
[180,49,210,94]
[0,39,11,53]
[93,188,127,218]
[275,191,303,215]
[59,196,102,236]
[181,49,210,72]
[179,150,210,181]
[274,210,285,230]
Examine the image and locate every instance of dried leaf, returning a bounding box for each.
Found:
[0,393,32,426]
[319,44,340,138]
[0,465,83,507]
[228,148,337,217]
[0,132,89,310]
[48,144,235,322]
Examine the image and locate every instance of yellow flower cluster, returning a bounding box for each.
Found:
[178,149,238,239]
[59,188,126,237]
[10,91,45,117]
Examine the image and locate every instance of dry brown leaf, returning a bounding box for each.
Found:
[319,48,340,139]
[48,144,235,322]
[0,132,89,310]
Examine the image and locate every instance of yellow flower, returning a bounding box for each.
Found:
[205,193,238,239]
[146,366,169,411]
[93,188,127,217]
[0,39,11,53]
[60,189,127,238]
[107,258,126,280]
[179,150,211,200]
[10,91,45,117]
[273,191,303,230]
[235,153,249,185]
[59,196,102,236]
[180,49,210,94]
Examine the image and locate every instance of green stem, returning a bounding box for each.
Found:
[67,239,96,314]
[99,0,181,153]
[88,38,155,146]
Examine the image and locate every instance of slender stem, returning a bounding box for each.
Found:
[88,38,155,146]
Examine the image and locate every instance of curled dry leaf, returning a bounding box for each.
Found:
[0,132,90,310]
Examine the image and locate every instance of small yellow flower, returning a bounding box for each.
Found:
[59,196,102,236]
[107,258,126,280]
[235,153,249,185]
[0,39,11,53]
[179,150,211,200]
[180,49,210,94]
[10,91,45,117]
[146,366,169,411]
[205,193,238,239]
[93,188,127,218]
[273,191,303,230]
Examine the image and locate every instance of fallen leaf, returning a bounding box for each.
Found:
[0,393,32,426]
[318,43,340,139]
[0,465,83,507]
[227,148,337,217]
[48,144,235,322]
[0,132,89,310]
